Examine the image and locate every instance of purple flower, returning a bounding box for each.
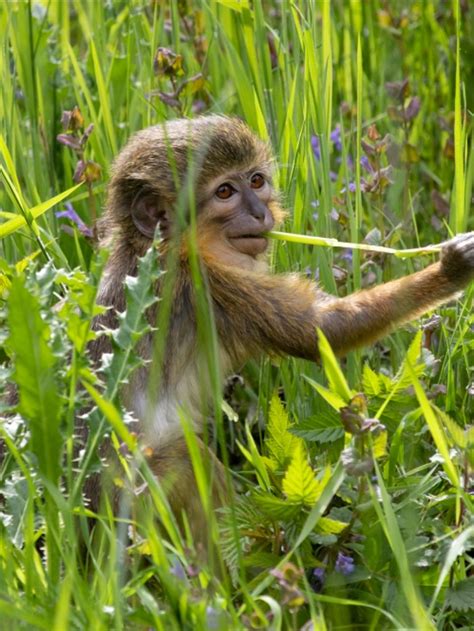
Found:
[310,566,325,593]
[313,567,325,580]
[330,125,342,152]
[56,202,93,238]
[311,135,321,160]
[340,181,357,194]
[169,561,186,580]
[360,155,374,174]
[335,552,355,576]
[341,249,353,264]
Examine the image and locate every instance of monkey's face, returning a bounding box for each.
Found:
[104,116,284,266]
[196,168,276,267]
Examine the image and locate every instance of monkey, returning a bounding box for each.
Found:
[91,114,474,541]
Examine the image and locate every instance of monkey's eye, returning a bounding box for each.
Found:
[215,183,236,200]
[250,173,265,189]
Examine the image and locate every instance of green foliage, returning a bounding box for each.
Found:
[7,274,62,483]
[445,578,474,613]
[102,244,162,399]
[265,394,301,468]
[282,444,323,506]
[0,1,473,629]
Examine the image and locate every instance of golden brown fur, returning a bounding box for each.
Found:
[91,115,474,544]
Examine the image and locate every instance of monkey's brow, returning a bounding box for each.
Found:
[214,168,272,184]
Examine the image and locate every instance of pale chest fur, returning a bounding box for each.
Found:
[125,347,234,448]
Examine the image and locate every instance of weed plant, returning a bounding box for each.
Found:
[0,1,473,629]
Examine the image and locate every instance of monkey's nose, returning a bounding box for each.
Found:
[248,194,268,222]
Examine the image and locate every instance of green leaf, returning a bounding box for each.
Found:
[317,328,353,402]
[372,431,388,459]
[393,331,424,391]
[303,377,347,410]
[82,381,137,452]
[445,578,474,612]
[252,493,301,521]
[429,526,474,613]
[215,0,250,11]
[362,364,382,396]
[282,443,319,506]
[434,406,468,449]
[291,411,344,443]
[265,394,301,468]
[104,245,162,399]
[7,276,62,482]
[409,364,459,488]
[316,516,348,535]
[237,426,271,491]
[291,460,345,550]
[242,552,281,569]
[0,178,82,239]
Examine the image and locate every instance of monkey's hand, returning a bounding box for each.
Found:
[439,232,474,288]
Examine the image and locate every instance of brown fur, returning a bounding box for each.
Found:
[91,115,474,545]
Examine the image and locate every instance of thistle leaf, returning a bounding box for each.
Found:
[282,444,319,506]
[7,277,62,482]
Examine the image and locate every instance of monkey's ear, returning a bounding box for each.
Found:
[131,194,170,239]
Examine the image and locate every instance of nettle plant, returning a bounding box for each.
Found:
[0,246,162,551]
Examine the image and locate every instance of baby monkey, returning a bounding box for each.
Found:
[93,115,474,535]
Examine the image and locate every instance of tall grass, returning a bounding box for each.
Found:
[1,1,473,629]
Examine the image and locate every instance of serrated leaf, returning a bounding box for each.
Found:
[7,277,62,482]
[282,444,320,506]
[252,493,301,520]
[290,411,344,443]
[242,552,281,569]
[316,516,348,534]
[266,394,301,468]
[105,246,162,398]
[393,331,424,391]
[362,364,382,396]
[261,456,278,472]
[445,578,474,612]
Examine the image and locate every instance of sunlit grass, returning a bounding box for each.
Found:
[0,1,473,629]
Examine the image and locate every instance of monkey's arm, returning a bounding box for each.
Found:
[319,233,474,355]
[208,233,474,361]
[317,263,458,356]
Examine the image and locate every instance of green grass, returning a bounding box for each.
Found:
[1,1,474,629]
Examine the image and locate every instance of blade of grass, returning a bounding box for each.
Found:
[371,461,436,631]
[268,230,442,256]
[0,179,82,239]
[451,0,466,233]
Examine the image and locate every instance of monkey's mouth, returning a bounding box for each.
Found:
[229,235,268,256]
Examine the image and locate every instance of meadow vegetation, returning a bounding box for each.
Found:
[0,1,473,629]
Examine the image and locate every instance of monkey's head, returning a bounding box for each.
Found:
[102,116,285,269]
